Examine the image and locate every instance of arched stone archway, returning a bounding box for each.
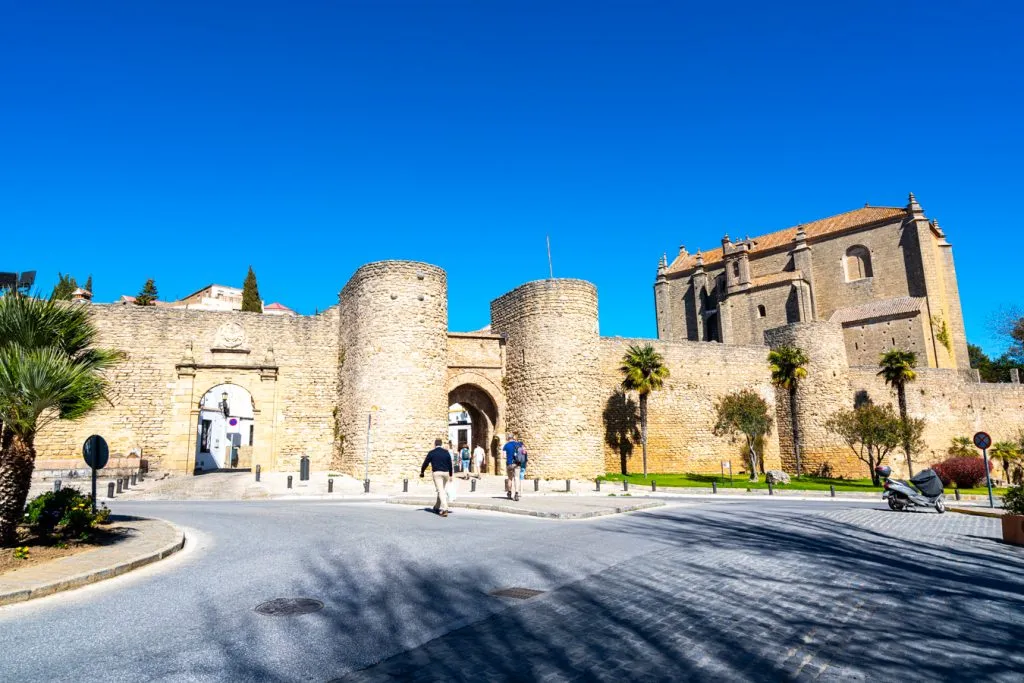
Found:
[447,381,503,474]
[195,383,255,472]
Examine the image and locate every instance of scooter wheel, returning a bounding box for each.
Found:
[887,497,902,512]
[935,500,945,514]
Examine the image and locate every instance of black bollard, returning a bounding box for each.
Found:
[403,478,408,493]
[54,480,62,493]
[652,481,657,492]
[328,478,334,493]
[534,477,540,492]
[830,485,835,498]
[471,479,477,492]
[566,479,571,492]
[107,482,115,498]
[364,479,370,493]
[767,480,774,496]
[596,478,601,492]
[287,475,292,489]
[955,488,961,501]
[712,481,718,494]
[624,480,629,492]
[123,475,129,490]
[255,464,261,482]
[116,478,123,494]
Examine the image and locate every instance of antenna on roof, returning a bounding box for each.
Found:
[546,235,554,279]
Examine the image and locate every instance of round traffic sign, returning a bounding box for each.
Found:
[973,431,992,450]
[83,435,110,470]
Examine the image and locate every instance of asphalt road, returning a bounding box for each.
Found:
[0,498,1021,682]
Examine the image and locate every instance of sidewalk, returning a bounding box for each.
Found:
[387,495,667,519]
[0,516,184,607]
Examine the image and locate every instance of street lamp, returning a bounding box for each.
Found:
[220,391,230,417]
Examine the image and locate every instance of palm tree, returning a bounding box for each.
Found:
[991,441,1021,486]
[768,346,809,477]
[619,343,670,478]
[0,294,122,546]
[878,349,918,475]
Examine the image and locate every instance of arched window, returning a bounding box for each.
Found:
[845,245,873,281]
[757,304,766,318]
[731,261,740,278]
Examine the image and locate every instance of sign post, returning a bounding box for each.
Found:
[973,431,995,509]
[82,435,110,513]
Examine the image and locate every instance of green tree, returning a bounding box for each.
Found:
[241,266,262,313]
[50,273,77,300]
[713,389,773,482]
[969,343,1024,382]
[84,275,93,294]
[768,345,809,477]
[991,441,1021,486]
[947,436,974,458]
[0,293,122,546]
[878,349,918,475]
[825,403,905,486]
[134,279,158,306]
[619,343,669,478]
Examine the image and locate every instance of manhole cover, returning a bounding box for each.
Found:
[489,587,545,600]
[254,597,324,616]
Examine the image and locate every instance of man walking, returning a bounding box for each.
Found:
[473,443,485,475]
[420,438,454,517]
[503,434,523,501]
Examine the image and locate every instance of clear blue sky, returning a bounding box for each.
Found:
[4,1,1021,354]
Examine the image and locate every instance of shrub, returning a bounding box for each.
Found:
[931,457,991,489]
[1004,485,1024,515]
[23,489,103,538]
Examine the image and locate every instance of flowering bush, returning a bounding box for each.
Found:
[1004,485,1024,515]
[931,457,992,489]
[23,489,106,538]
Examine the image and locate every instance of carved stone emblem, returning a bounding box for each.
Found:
[215,322,246,349]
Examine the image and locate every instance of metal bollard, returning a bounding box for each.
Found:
[54,480,62,493]
[364,479,370,493]
[471,479,477,492]
[403,478,408,493]
[534,477,540,492]
[624,480,629,492]
[566,479,571,492]
[255,464,261,482]
[132,473,137,486]
[107,482,115,498]
[652,481,657,492]
[830,485,835,498]
[596,478,601,492]
[712,481,718,494]
[767,480,774,495]
[287,475,292,489]
[116,478,123,494]
[955,488,961,501]
[123,475,129,489]
[328,478,334,493]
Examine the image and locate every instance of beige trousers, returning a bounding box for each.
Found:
[432,471,451,512]
[505,464,521,496]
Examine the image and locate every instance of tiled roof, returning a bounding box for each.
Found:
[829,296,925,324]
[264,302,293,311]
[667,206,908,274]
[751,271,804,288]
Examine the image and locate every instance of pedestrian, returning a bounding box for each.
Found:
[460,445,471,477]
[519,445,528,481]
[448,441,458,472]
[420,438,454,517]
[502,434,523,501]
[473,443,485,476]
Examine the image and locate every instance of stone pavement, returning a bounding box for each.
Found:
[386,495,666,519]
[0,516,184,606]
[334,507,1024,682]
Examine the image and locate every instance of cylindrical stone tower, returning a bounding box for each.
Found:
[490,279,603,479]
[764,321,859,477]
[337,261,448,480]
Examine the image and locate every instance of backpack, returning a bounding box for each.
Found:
[514,445,527,466]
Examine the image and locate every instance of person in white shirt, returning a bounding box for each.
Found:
[473,444,485,475]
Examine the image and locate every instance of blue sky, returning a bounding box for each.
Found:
[3,1,1021,354]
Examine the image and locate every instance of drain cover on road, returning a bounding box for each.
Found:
[489,587,545,600]
[254,597,324,616]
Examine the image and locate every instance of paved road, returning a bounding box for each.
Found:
[0,498,1021,682]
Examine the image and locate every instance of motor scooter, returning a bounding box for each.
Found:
[875,465,946,513]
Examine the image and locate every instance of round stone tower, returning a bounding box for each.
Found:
[764,321,858,477]
[490,279,603,479]
[337,261,448,480]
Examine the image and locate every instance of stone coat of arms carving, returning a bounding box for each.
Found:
[215,322,246,348]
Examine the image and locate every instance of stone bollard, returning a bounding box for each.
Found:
[328,478,334,493]
[955,488,961,501]
[534,477,540,492]
[54,480,62,493]
[767,480,774,496]
[116,478,123,494]
[712,481,718,494]
[830,485,836,498]
[403,478,408,493]
[287,475,292,489]
[364,479,370,493]
[107,482,115,498]
[566,479,571,492]
[596,478,601,492]
[471,479,477,492]
[652,481,657,492]
[255,464,261,482]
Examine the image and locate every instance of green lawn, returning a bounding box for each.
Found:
[598,472,1007,496]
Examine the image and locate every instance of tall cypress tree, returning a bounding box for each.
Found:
[84,275,93,293]
[51,273,77,300]
[134,279,158,306]
[241,266,262,313]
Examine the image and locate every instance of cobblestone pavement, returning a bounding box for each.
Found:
[335,507,1024,682]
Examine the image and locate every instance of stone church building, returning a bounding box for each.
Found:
[33,195,1024,482]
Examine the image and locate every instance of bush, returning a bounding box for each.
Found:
[23,489,104,538]
[1004,485,1024,515]
[931,457,992,489]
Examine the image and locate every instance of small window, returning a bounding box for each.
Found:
[732,262,740,278]
[757,305,766,318]
[844,245,873,281]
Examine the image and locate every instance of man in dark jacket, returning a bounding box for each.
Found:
[420,438,454,517]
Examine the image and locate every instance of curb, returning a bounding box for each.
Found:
[0,521,185,607]
[948,507,1005,519]
[385,497,665,519]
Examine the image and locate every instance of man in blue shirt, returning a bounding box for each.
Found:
[502,435,523,501]
[420,438,454,517]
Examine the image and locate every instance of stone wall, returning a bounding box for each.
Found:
[840,312,930,367]
[490,279,604,479]
[598,337,782,477]
[33,304,339,474]
[336,261,448,480]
